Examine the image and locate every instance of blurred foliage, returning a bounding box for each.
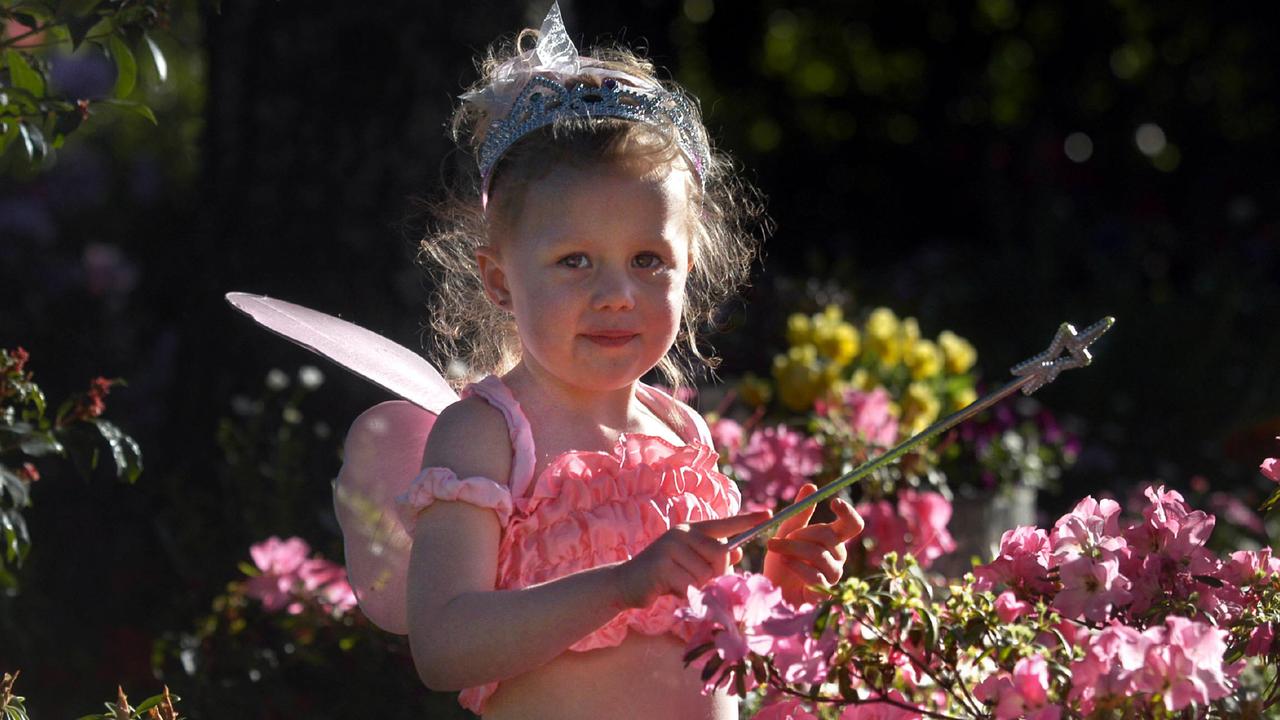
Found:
[0,347,141,590]
[0,0,172,173]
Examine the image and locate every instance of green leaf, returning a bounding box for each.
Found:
[109,34,136,98]
[93,419,142,483]
[143,33,166,82]
[97,98,156,125]
[18,429,63,457]
[133,692,179,714]
[0,465,31,507]
[4,50,44,96]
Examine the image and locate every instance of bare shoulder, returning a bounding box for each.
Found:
[422,395,513,487]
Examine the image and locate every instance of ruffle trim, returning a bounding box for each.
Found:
[397,467,515,528]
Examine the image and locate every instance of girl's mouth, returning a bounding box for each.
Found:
[583,333,638,347]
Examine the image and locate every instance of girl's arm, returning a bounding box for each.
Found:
[406,398,766,691]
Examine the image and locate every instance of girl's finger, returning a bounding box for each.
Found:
[782,523,840,549]
[729,547,743,566]
[768,537,835,566]
[769,538,843,584]
[670,541,715,581]
[779,556,827,588]
[829,498,865,541]
[775,483,819,537]
[692,510,773,539]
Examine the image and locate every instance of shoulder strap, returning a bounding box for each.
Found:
[462,375,539,503]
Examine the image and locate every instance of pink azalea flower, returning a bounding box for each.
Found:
[838,690,923,720]
[974,656,1060,720]
[1053,556,1133,623]
[856,489,955,569]
[1262,457,1279,482]
[1222,548,1280,585]
[995,590,1032,623]
[680,572,797,691]
[244,536,311,612]
[1245,623,1275,657]
[769,631,836,685]
[974,526,1055,596]
[838,387,899,448]
[755,699,818,720]
[1131,617,1234,711]
[709,417,745,454]
[732,425,823,511]
[1069,622,1151,713]
[1050,496,1126,562]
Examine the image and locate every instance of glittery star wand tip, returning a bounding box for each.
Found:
[1010,316,1115,395]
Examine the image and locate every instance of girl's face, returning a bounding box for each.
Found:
[479,160,694,393]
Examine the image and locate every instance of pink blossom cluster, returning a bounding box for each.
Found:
[1069,617,1236,713]
[243,536,357,617]
[973,487,1252,627]
[720,422,824,512]
[677,573,835,693]
[965,485,1280,714]
[814,387,899,450]
[973,654,1059,720]
[855,489,956,569]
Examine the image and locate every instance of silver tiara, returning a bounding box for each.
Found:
[478,76,709,194]
[469,3,711,204]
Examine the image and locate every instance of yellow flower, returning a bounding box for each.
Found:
[865,307,901,366]
[849,367,876,391]
[950,385,977,411]
[773,345,823,411]
[821,304,844,324]
[786,313,812,348]
[904,338,943,380]
[902,381,941,435]
[938,330,977,375]
[814,320,860,366]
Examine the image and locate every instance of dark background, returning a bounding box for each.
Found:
[1,0,1277,716]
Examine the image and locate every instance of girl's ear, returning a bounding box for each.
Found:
[476,245,513,311]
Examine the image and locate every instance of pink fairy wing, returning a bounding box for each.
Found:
[225,292,463,633]
[335,400,436,634]
[225,292,458,414]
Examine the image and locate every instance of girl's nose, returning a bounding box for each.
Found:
[591,268,636,311]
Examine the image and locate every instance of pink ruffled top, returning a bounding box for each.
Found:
[396,375,740,715]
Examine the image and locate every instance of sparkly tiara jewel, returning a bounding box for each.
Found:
[468,3,711,205]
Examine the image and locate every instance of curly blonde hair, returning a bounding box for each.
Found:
[417,30,768,392]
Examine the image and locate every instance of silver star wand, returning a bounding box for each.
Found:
[725,317,1115,550]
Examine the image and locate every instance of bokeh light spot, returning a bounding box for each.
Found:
[1135,123,1166,157]
[1064,132,1093,162]
[683,0,714,24]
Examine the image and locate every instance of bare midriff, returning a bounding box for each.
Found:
[481,632,737,720]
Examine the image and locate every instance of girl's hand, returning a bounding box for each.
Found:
[763,483,864,605]
[613,510,773,610]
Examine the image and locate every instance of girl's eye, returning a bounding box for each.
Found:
[558,253,589,269]
[632,253,665,270]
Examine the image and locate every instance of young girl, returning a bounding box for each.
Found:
[344,6,863,718]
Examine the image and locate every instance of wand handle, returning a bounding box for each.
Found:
[723,316,1114,551]
[724,374,1033,550]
